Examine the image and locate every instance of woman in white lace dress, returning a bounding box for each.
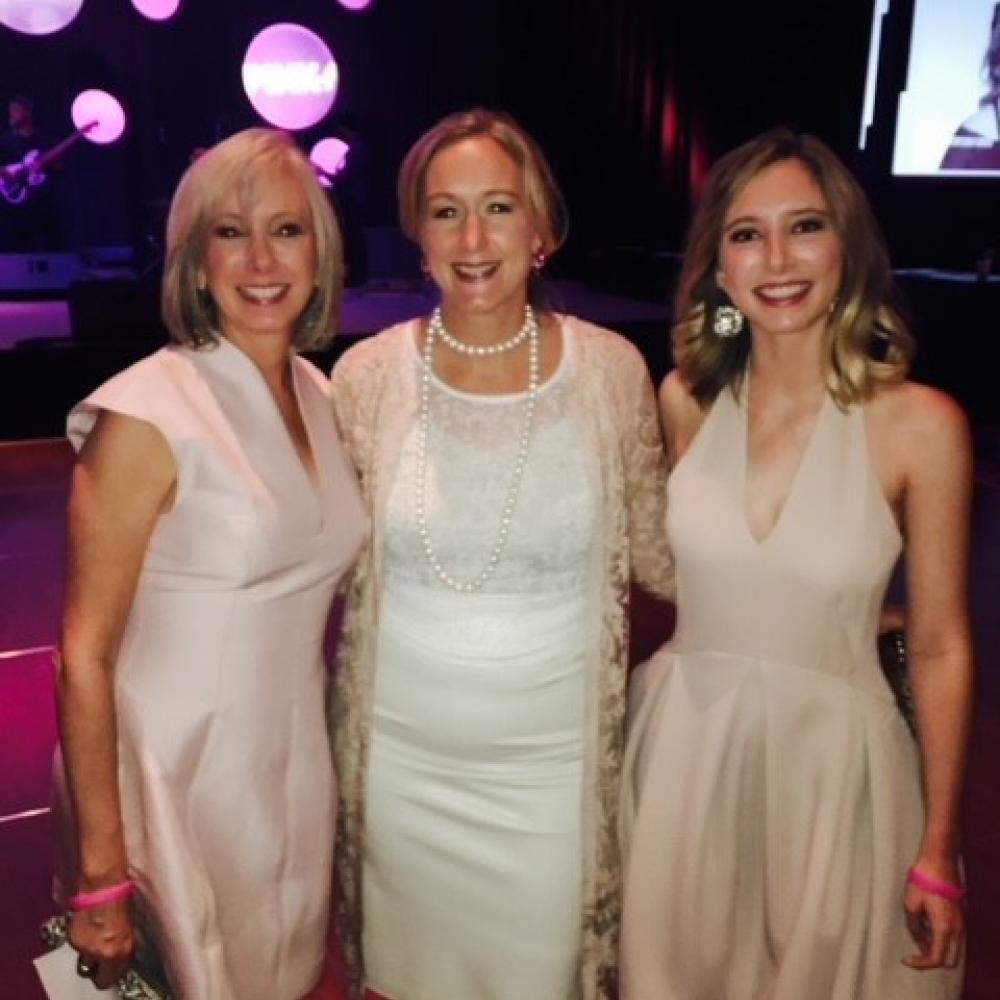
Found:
[328,109,674,1000]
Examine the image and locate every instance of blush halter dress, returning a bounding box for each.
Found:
[620,385,962,1000]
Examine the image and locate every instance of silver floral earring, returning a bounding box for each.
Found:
[713,304,744,338]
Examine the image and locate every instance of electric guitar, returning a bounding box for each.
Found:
[0,120,97,204]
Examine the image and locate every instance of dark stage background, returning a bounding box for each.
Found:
[0,0,994,269]
[0,0,997,440]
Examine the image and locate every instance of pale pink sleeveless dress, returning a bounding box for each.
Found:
[621,386,962,999]
[61,339,368,1000]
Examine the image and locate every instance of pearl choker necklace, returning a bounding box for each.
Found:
[429,305,531,356]
[416,305,540,593]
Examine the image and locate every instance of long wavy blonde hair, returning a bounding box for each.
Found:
[673,128,913,407]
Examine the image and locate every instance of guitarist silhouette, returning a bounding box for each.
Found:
[0,95,65,251]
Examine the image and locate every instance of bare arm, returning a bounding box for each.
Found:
[657,368,708,471]
[895,387,973,970]
[58,410,175,984]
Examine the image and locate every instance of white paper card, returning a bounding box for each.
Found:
[34,943,120,999]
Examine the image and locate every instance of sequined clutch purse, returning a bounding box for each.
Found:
[878,628,916,736]
[37,916,173,1000]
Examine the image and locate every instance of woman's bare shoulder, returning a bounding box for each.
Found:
[868,381,968,439]
[658,369,707,463]
[867,381,971,478]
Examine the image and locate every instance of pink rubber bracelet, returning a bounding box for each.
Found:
[907,867,966,902]
[68,879,135,910]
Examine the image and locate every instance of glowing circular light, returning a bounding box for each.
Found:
[242,23,339,131]
[71,90,127,144]
[0,0,85,35]
[130,0,180,21]
[310,137,350,177]
[337,0,373,11]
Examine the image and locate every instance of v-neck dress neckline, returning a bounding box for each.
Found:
[734,385,832,547]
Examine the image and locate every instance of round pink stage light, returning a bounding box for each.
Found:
[337,0,373,11]
[310,137,350,178]
[130,0,180,21]
[71,90,127,144]
[242,23,339,131]
[0,0,84,35]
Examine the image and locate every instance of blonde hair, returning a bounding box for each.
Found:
[397,108,568,256]
[673,127,913,407]
[162,128,343,350]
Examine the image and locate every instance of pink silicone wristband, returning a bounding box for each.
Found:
[907,867,966,902]
[68,879,135,910]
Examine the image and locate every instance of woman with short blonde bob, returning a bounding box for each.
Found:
[330,108,673,1000]
[621,128,970,999]
[162,131,344,351]
[56,127,367,999]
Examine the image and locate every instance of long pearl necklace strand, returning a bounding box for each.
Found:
[416,304,539,593]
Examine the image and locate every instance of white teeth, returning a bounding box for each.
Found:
[453,262,499,279]
[757,283,808,300]
[240,285,285,302]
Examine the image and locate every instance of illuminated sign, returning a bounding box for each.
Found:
[130,0,180,21]
[72,89,127,144]
[242,23,338,130]
[310,137,350,177]
[244,61,338,98]
[0,0,85,35]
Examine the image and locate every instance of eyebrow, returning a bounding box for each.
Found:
[723,206,831,232]
[425,187,520,200]
[208,208,309,227]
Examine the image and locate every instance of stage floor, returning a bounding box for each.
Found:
[1,438,998,999]
[0,279,669,352]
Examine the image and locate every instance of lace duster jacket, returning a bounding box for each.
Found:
[328,315,674,1000]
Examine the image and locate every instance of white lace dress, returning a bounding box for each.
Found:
[363,330,597,1000]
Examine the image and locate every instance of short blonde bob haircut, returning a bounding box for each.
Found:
[162,128,343,351]
[673,127,914,408]
[397,108,569,258]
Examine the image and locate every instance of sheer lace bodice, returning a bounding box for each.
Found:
[384,329,597,595]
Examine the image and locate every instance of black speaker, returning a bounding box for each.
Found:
[68,277,167,345]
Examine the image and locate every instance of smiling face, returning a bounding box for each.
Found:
[419,135,542,328]
[199,162,317,352]
[716,157,843,343]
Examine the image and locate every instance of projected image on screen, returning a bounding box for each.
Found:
[891,0,1000,176]
[941,4,1000,168]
